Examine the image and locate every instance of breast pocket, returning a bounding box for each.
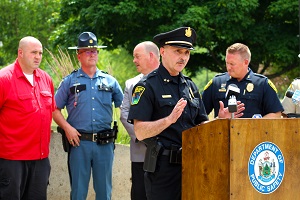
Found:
[216,92,226,101]
[40,91,53,108]
[99,90,113,106]
[18,93,36,113]
[241,93,261,114]
[188,98,200,119]
[158,99,176,117]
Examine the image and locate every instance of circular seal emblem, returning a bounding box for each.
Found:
[248,141,285,194]
[246,83,254,92]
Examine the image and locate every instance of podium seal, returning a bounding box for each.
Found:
[248,141,285,194]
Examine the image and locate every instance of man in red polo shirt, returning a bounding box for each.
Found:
[0,36,56,200]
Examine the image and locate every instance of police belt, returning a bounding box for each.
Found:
[161,149,171,156]
[78,129,115,144]
[161,148,182,164]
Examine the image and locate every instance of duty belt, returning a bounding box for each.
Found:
[78,129,116,145]
[161,149,171,156]
[161,147,182,164]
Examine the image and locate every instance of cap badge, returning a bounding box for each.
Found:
[89,39,93,44]
[185,27,192,38]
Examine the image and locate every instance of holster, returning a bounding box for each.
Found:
[169,144,182,164]
[57,126,71,153]
[142,137,163,173]
[112,120,118,142]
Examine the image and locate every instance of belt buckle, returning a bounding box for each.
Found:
[92,133,98,142]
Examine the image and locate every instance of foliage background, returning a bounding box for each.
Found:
[1,0,299,143]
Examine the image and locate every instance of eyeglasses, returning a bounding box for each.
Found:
[78,50,99,56]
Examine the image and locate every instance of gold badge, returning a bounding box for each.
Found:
[246,83,254,92]
[185,27,192,37]
[89,39,93,44]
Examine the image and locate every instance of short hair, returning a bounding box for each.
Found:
[142,41,160,59]
[226,43,251,62]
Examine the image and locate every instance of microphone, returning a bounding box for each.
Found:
[286,91,294,98]
[225,84,240,99]
[225,84,240,114]
[285,89,300,106]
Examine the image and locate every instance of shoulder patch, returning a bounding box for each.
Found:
[131,86,145,105]
[268,80,278,93]
[203,79,213,91]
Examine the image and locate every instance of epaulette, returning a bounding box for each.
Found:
[215,72,227,77]
[71,69,78,74]
[63,69,78,79]
[182,74,192,81]
[253,73,266,78]
[147,69,158,78]
[100,70,108,74]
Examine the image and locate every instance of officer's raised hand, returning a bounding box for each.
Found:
[167,98,187,124]
[218,101,245,118]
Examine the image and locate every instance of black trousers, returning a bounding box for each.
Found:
[131,162,147,200]
[144,156,181,200]
[0,158,51,200]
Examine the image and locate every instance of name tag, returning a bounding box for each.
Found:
[162,95,172,98]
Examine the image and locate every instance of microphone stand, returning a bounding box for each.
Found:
[228,95,237,119]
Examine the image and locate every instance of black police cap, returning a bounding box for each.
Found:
[68,32,107,50]
[153,27,197,50]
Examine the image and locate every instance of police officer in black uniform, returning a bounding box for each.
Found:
[203,43,283,118]
[128,27,245,200]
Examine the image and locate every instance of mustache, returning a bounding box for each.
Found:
[177,59,185,64]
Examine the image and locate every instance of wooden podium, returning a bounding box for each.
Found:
[182,119,300,200]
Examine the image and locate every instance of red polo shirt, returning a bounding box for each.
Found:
[0,60,56,160]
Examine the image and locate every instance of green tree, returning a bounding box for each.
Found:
[0,0,61,66]
[50,0,299,79]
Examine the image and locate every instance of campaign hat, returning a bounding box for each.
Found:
[153,27,197,50]
[68,32,107,50]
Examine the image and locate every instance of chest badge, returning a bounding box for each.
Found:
[246,83,254,92]
[219,83,227,92]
